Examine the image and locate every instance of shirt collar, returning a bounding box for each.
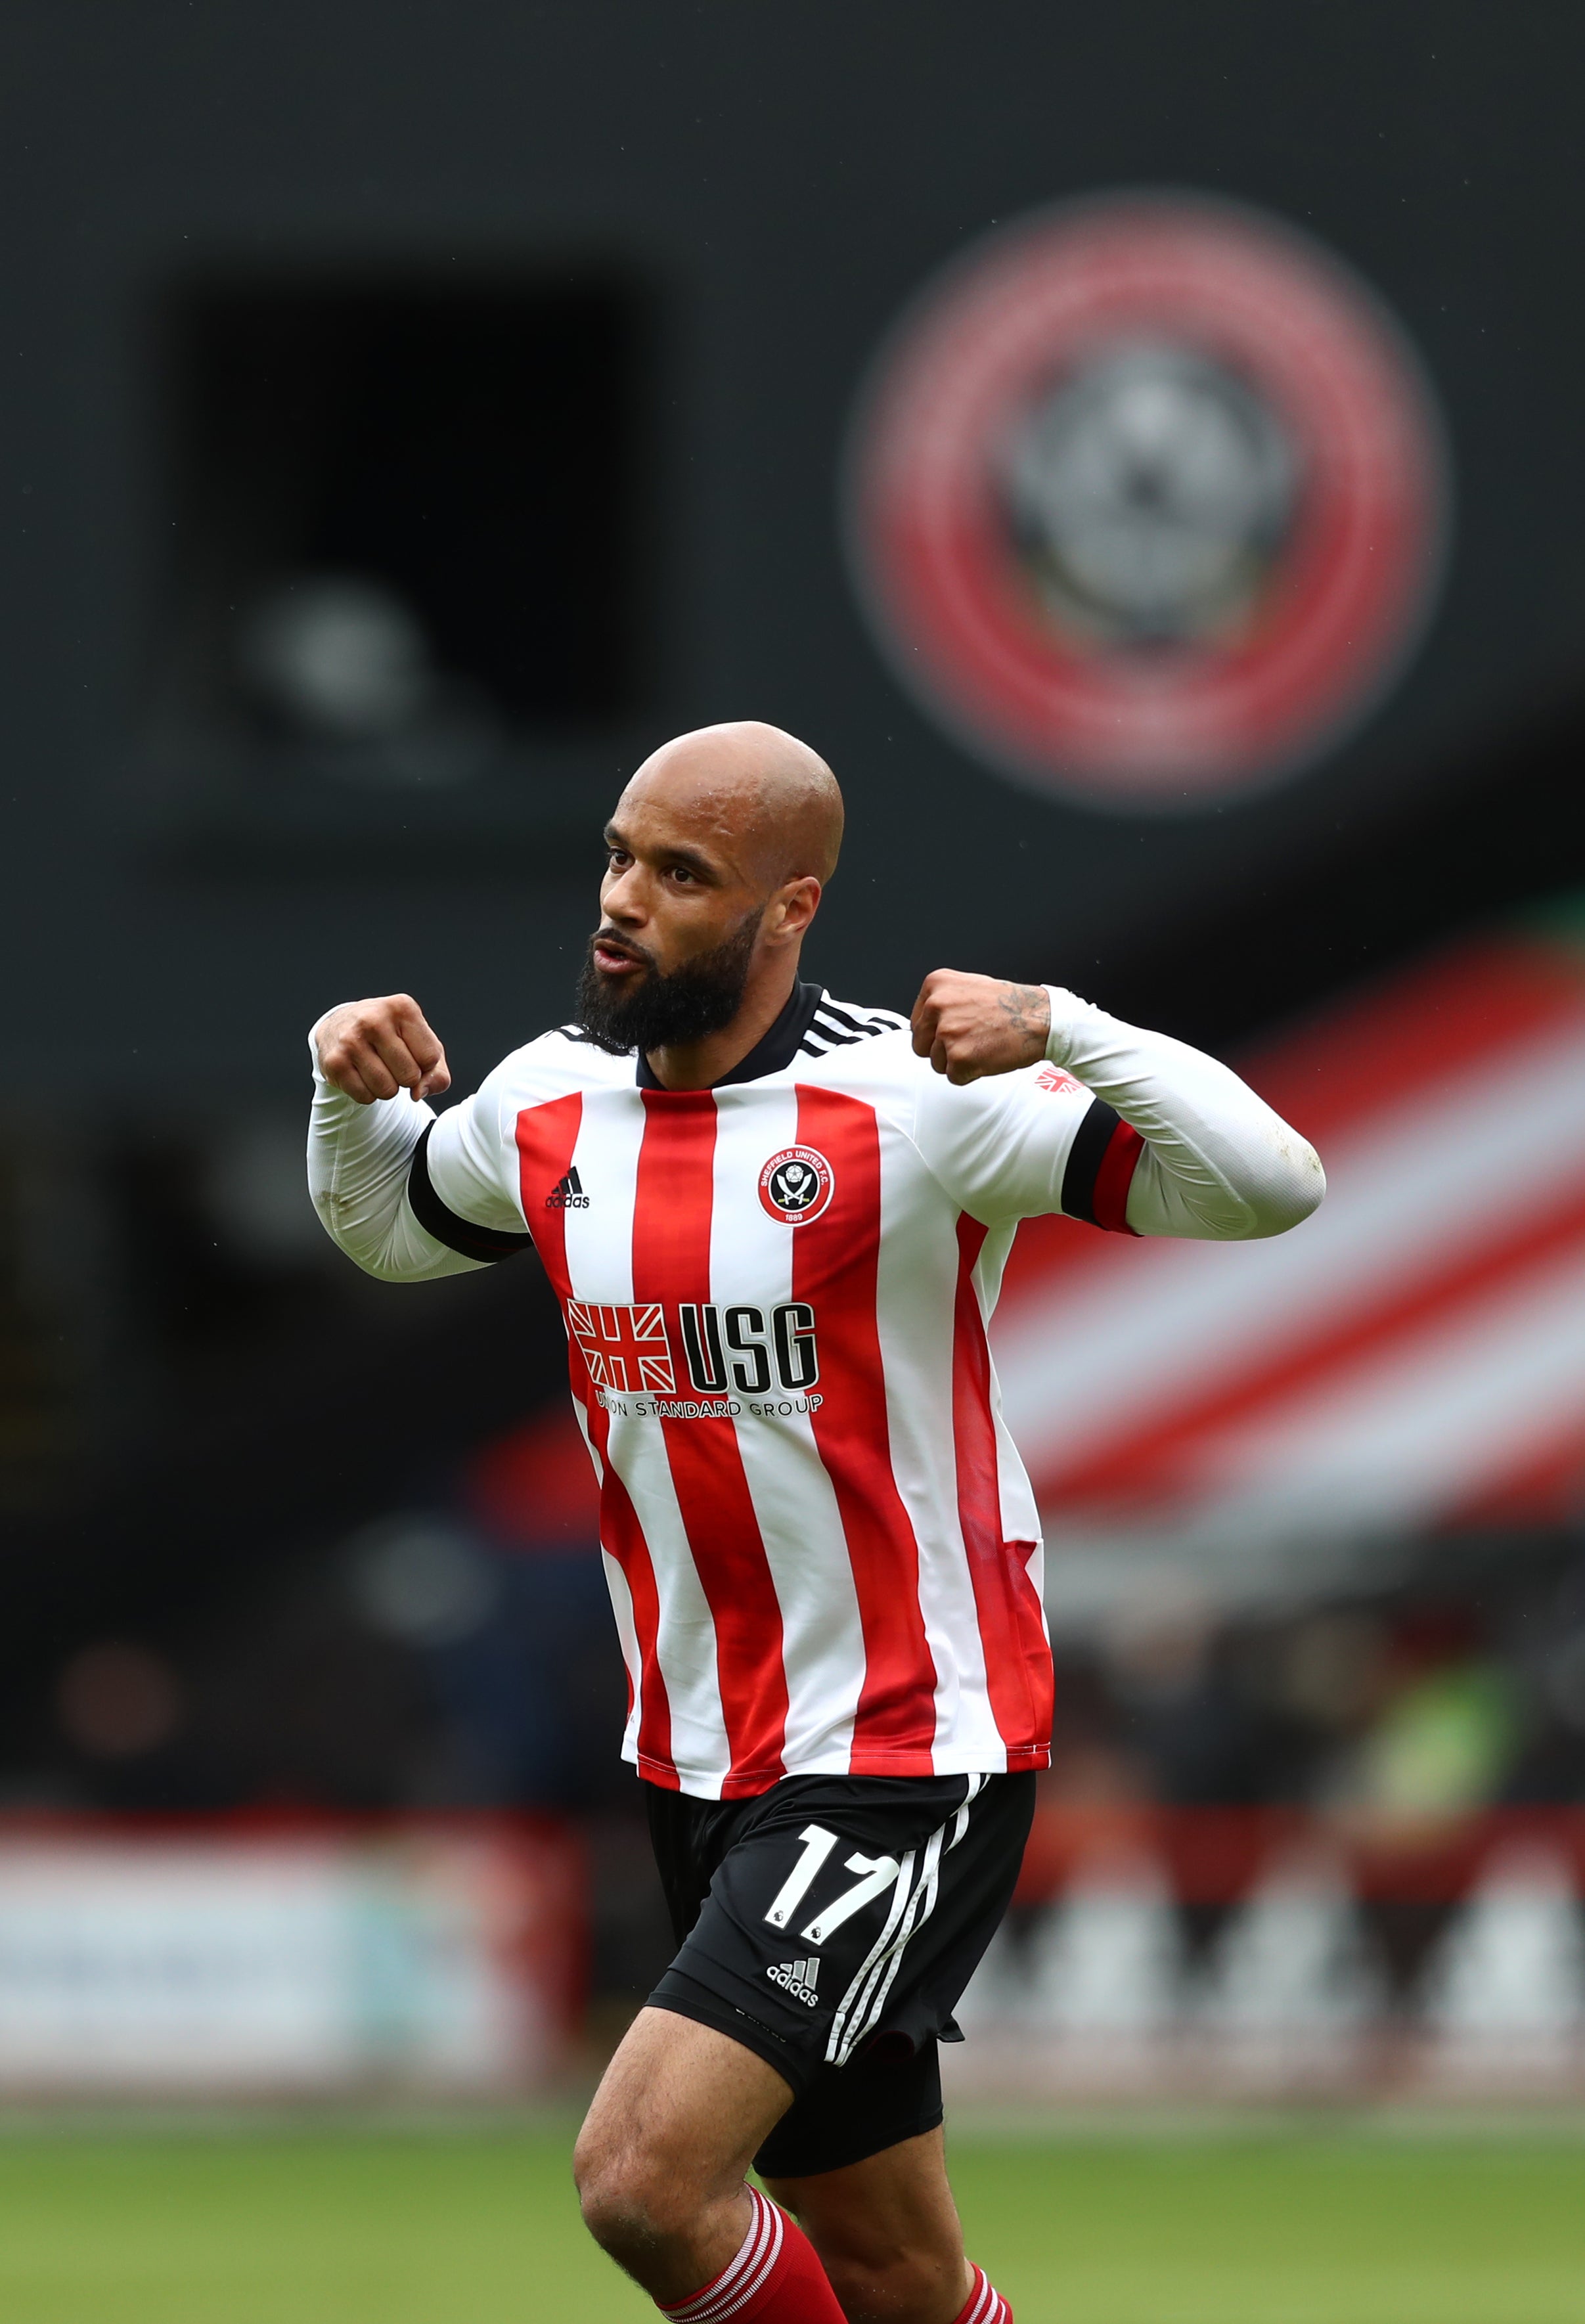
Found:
[634,979,825,1091]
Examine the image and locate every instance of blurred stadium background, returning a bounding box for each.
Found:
[5,3,1585,2316]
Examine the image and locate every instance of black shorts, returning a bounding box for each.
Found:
[645,1769,1034,2179]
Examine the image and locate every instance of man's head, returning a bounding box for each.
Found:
[577,721,843,1055]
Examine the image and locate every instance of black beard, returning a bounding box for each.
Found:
[575,912,763,1056]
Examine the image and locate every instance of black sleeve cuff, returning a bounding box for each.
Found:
[405,1121,534,1263]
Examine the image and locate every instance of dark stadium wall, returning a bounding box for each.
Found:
[11,0,1585,1817]
[4,0,1585,1104]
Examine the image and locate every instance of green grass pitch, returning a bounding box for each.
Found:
[1,2121,1584,2323]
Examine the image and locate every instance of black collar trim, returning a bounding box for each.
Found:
[633,979,826,1091]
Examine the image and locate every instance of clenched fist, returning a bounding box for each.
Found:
[910,970,1051,1086]
[313,994,452,1106]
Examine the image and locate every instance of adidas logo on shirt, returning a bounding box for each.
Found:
[767,1956,821,2007]
[545,1168,590,1211]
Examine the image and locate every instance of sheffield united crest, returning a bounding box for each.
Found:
[844,191,1448,808]
[759,1148,834,1226]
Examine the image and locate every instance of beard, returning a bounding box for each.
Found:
[575,910,764,1056]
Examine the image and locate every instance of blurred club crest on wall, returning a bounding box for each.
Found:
[843,191,1450,810]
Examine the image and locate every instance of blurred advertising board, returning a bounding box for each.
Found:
[0,1818,582,2096]
[950,1806,1585,2104]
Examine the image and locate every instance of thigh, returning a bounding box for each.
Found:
[577,2004,794,2199]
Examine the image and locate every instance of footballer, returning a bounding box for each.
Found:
[308,722,1323,2324]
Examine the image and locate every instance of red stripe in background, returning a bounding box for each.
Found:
[516,1094,675,1787]
[1452,1418,1585,1529]
[1232,937,1585,1143]
[633,1092,789,1796]
[1029,1182,1585,1513]
[793,1086,939,1775]
[1090,1119,1144,1235]
[1000,938,1585,1312]
[952,1217,1053,1770]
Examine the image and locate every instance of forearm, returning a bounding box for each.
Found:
[307,1046,485,1282]
[1043,987,1324,1239]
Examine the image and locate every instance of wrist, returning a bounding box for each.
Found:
[1042,985,1084,1069]
[309,1004,355,1088]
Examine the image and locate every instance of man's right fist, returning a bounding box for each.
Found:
[312,995,452,1106]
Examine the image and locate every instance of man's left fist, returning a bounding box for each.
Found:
[910,971,1051,1085]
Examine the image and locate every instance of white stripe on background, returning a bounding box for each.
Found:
[1176,1230,1585,1540]
[993,1012,1585,1481]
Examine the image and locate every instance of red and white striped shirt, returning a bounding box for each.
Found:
[309,979,1323,1798]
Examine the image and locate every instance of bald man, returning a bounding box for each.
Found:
[308,722,1324,2324]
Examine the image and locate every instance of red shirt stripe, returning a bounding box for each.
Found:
[792,1085,939,1775]
[952,1217,1053,1768]
[516,1092,677,1787]
[632,1092,790,1795]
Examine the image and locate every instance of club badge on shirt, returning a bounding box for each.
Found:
[759,1147,834,1226]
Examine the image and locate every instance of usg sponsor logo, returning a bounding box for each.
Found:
[845,190,1448,808]
[571,1300,822,1402]
[680,1301,819,1395]
[768,1956,822,2008]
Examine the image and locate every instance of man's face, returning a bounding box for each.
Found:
[595,777,769,980]
[577,774,774,1054]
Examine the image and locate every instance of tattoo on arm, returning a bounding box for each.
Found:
[997,981,1049,1038]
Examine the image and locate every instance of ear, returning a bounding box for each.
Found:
[768,875,822,941]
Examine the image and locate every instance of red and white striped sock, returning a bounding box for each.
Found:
[658,2187,846,2323]
[952,2263,1014,2324]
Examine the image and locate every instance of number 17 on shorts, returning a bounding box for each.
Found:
[764,1824,903,1945]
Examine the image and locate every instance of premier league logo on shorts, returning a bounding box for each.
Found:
[759,1147,834,1226]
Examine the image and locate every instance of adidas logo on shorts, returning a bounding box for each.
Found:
[767,1956,821,2007]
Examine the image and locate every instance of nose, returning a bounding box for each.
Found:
[602,857,647,927]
